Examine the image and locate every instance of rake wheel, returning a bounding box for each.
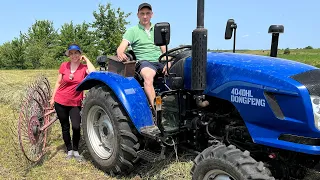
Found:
[18,76,52,162]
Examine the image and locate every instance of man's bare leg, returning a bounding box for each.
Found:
[140,67,156,109]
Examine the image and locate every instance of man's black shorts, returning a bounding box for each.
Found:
[136,60,165,74]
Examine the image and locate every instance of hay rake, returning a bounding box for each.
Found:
[17,76,58,162]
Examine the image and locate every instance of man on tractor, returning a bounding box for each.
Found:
[116,2,169,115]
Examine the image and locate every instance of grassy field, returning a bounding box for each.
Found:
[0,49,319,180]
[231,48,320,67]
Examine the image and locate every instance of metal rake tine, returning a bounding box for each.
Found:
[11,111,30,141]
[9,109,27,159]
[8,125,22,158]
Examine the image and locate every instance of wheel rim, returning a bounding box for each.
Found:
[87,105,115,159]
[204,169,235,180]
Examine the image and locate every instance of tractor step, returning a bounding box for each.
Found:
[140,125,161,140]
[137,149,164,162]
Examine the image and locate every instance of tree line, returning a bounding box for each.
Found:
[0,3,131,69]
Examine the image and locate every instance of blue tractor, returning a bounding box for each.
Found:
[76,1,320,179]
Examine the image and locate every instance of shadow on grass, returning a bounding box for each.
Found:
[46,144,66,161]
[129,151,196,179]
[17,129,196,179]
[21,143,65,177]
[88,146,197,180]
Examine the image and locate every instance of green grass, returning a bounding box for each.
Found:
[238,48,320,67]
[0,49,319,179]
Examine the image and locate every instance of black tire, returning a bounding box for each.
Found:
[81,85,140,175]
[191,144,275,180]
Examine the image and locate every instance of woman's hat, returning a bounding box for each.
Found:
[65,44,82,56]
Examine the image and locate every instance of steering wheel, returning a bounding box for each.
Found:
[158,45,192,63]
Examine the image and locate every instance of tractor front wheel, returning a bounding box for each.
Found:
[191,144,275,180]
[81,85,139,175]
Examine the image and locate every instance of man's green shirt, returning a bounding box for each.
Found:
[123,23,162,62]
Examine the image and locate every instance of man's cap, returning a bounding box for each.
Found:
[138,3,152,11]
[65,44,82,56]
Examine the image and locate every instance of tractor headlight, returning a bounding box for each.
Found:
[310,95,320,130]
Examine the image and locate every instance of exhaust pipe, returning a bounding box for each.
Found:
[192,0,209,107]
[191,0,207,93]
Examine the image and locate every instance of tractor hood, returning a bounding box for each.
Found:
[184,52,318,94]
[206,52,316,79]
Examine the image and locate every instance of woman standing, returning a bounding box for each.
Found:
[50,44,96,161]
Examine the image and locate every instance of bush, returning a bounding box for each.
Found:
[284,48,290,55]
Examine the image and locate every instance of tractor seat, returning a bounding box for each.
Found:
[168,50,192,89]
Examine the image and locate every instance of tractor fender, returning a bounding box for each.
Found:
[76,71,154,132]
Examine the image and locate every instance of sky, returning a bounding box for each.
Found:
[0,0,319,50]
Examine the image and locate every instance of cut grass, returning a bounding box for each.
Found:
[0,50,319,179]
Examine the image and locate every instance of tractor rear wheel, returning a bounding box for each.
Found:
[191,144,275,180]
[81,85,140,175]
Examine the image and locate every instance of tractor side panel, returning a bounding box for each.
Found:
[183,52,320,154]
[207,81,320,154]
[77,71,154,132]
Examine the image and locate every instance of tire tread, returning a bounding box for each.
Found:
[191,144,275,180]
[81,85,139,175]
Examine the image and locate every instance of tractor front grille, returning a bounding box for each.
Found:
[291,69,320,96]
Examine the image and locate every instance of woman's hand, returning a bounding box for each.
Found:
[81,55,90,63]
[49,98,54,109]
[81,55,96,73]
